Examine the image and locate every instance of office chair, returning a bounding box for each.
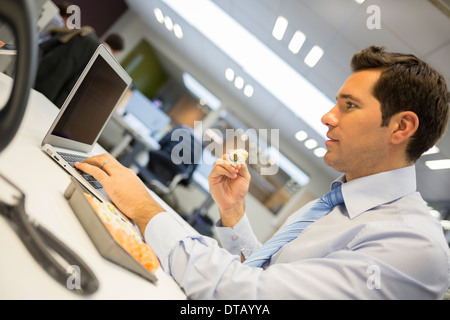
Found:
[136,126,204,196]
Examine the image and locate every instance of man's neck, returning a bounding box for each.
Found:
[345,160,414,182]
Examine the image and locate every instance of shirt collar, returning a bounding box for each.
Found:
[331,165,417,219]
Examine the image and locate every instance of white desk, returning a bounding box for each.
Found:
[0,74,189,299]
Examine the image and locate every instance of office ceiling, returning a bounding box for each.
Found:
[125,0,450,210]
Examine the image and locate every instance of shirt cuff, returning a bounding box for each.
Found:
[144,212,193,271]
[215,213,261,258]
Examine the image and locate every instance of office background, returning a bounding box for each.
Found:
[52,0,450,243]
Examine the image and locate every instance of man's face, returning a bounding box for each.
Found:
[321,69,392,181]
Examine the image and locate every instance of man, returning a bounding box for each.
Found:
[35,25,100,108]
[76,46,450,299]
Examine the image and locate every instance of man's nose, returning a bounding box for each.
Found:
[321,104,339,128]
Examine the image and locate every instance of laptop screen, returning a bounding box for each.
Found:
[51,54,128,145]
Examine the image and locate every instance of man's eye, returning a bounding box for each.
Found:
[346,102,357,109]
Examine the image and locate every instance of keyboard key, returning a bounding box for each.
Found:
[57,152,103,189]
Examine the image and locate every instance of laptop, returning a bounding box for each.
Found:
[41,44,132,201]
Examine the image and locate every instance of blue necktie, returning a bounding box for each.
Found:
[243,184,344,268]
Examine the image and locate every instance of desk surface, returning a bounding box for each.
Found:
[0,75,187,299]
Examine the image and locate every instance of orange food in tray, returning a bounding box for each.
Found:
[85,194,160,272]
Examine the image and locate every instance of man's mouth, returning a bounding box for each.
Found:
[326,133,338,142]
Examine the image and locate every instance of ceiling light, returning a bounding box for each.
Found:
[164,15,173,31]
[425,159,450,170]
[422,145,440,156]
[234,76,244,90]
[225,68,235,81]
[354,0,366,4]
[244,85,254,97]
[295,130,308,141]
[173,23,183,39]
[154,8,183,40]
[227,69,253,98]
[429,208,441,219]
[288,31,306,54]
[154,8,164,24]
[304,45,324,68]
[305,139,318,149]
[272,16,288,41]
[313,147,327,158]
[441,220,450,230]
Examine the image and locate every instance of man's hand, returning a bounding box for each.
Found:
[75,154,164,235]
[208,155,251,228]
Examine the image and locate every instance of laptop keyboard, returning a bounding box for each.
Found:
[57,152,103,189]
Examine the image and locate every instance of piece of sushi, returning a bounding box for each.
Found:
[227,149,249,166]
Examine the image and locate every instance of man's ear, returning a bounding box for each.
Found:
[390,111,419,145]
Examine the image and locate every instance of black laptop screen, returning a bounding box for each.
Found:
[51,54,128,145]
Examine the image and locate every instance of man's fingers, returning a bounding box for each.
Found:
[211,159,239,179]
[77,154,118,174]
[80,153,116,167]
[75,160,109,183]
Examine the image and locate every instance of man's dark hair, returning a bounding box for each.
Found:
[351,46,450,162]
[104,33,125,52]
[57,1,73,18]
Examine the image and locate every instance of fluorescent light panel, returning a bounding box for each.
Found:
[162,0,332,138]
[226,68,254,97]
[295,130,308,141]
[173,23,183,39]
[154,8,164,23]
[225,68,235,81]
[304,138,318,149]
[425,159,450,170]
[154,7,183,39]
[272,16,288,40]
[244,85,254,97]
[305,45,324,68]
[441,220,450,230]
[288,31,306,54]
[422,145,440,156]
[314,147,327,158]
[164,15,173,31]
[234,76,244,90]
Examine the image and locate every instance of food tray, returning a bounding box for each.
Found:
[64,177,158,283]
